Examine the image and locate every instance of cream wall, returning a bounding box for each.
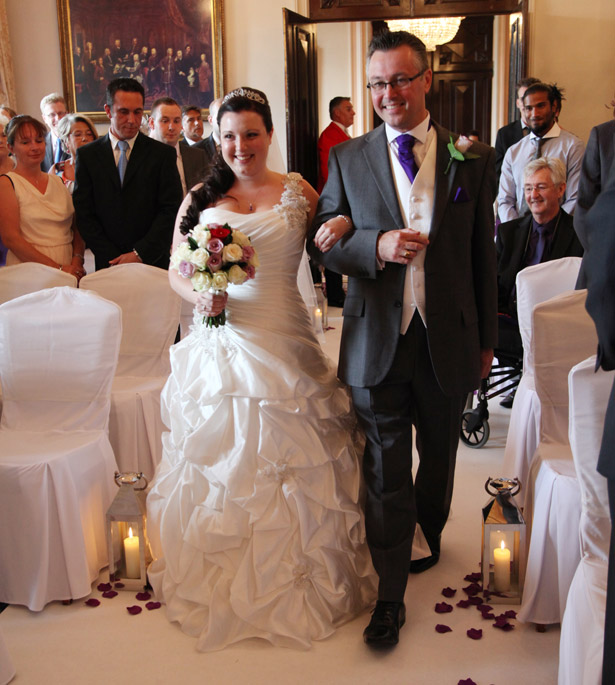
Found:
[527,0,615,142]
[5,0,615,155]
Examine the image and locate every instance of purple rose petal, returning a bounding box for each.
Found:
[494,614,513,627]
[468,596,484,606]
[466,628,483,640]
[463,582,482,596]
[146,601,161,611]
[480,611,496,620]
[126,605,142,615]
[97,583,112,592]
[493,621,515,631]
[464,572,482,582]
[114,582,125,589]
[435,624,452,633]
[84,598,100,607]
[136,592,151,601]
[504,609,517,619]
[458,680,478,685]
[442,587,457,598]
[102,590,118,599]
[456,599,471,609]
[480,604,493,612]
[435,602,453,613]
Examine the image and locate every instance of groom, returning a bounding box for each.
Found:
[308,30,497,647]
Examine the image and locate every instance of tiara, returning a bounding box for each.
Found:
[222,87,266,105]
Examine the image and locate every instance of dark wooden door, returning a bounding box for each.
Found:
[284,10,318,187]
[426,16,494,143]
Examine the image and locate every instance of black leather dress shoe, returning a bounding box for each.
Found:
[409,553,440,574]
[363,600,406,647]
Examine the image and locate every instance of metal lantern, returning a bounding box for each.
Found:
[481,477,526,604]
[106,471,152,590]
[313,281,328,330]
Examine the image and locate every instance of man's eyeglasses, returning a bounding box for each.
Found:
[367,71,426,93]
[523,183,555,193]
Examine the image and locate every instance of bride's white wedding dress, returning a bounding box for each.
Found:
[147,173,377,651]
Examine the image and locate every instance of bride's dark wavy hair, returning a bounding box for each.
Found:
[179,87,273,235]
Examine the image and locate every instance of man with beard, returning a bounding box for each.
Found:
[497,82,585,222]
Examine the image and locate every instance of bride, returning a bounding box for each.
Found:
[146,87,377,651]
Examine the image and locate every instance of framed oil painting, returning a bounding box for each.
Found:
[57,0,225,120]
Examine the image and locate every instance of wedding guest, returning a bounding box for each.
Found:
[40,92,69,172]
[0,115,85,280]
[0,114,15,266]
[0,105,17,121]
[49,113,98,193]
[73,78,182,271]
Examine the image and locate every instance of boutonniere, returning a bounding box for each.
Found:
[445,135,480,175]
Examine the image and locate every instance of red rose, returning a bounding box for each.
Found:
[210,227,231,240]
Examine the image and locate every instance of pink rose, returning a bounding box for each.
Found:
[208,253,222,272]
[179,260,195,278]
[207,237,224,254]
[455,135,473,154]
[242,245,255,261]
[243,264,256,280]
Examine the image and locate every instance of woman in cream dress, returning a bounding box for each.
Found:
[0,115,85,280]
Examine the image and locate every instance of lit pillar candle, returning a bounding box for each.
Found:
[123,527,140,579]
[493,540,511,592]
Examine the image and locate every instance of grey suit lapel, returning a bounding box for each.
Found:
[361,126,404,228]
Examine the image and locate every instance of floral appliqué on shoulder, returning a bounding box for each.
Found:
[274,172,310,232]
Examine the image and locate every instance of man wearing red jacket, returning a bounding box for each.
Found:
[316,97,355,307]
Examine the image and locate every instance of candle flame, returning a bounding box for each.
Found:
[500,540,506,550]
[128,527,134,538]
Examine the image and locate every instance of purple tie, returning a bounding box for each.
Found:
[396,134,419,183]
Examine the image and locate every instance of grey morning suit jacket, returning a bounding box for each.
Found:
[308,121,498,397]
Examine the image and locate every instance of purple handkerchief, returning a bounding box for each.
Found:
[454,187,470,203]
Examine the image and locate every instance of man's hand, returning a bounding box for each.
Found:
[377,229,429,264]
[109,251,142,266]
[480,348,494,379]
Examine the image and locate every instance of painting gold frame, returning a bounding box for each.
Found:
[56,0,225,121]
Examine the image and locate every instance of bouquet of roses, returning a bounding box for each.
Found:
[170,222,259,328]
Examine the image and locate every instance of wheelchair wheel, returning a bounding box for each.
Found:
[460,408,490,448]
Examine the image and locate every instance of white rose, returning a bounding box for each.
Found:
[191,225,211,247]
[249,252,260,268]
[190,247,210,269]
[169,251,182,270]
[228,264,248,285]
[222,243,243,263]
[232,230,250,247]
[212,271,229,291]
[175,241,193,262]
[191,271,212,292]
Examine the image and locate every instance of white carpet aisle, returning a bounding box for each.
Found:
[0,311,560,685]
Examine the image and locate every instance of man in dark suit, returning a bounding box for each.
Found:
[308,30,497,647]
[39,92,69,172]
[497,156,584,318]
[181,105,205,147]
[148,97,209,195]
[198,98,222,164]
[583,167,615,685]
[73,78,182,271]
[574,117,615,287]
[494,77,540,181]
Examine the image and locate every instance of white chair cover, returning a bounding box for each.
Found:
[0,626,15,685]
[501,257,582,488]
[559,357,613,685]
[80,264,181,479]
[0,262,77,304]
[519,289,598,625]
[0,287,121,611]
